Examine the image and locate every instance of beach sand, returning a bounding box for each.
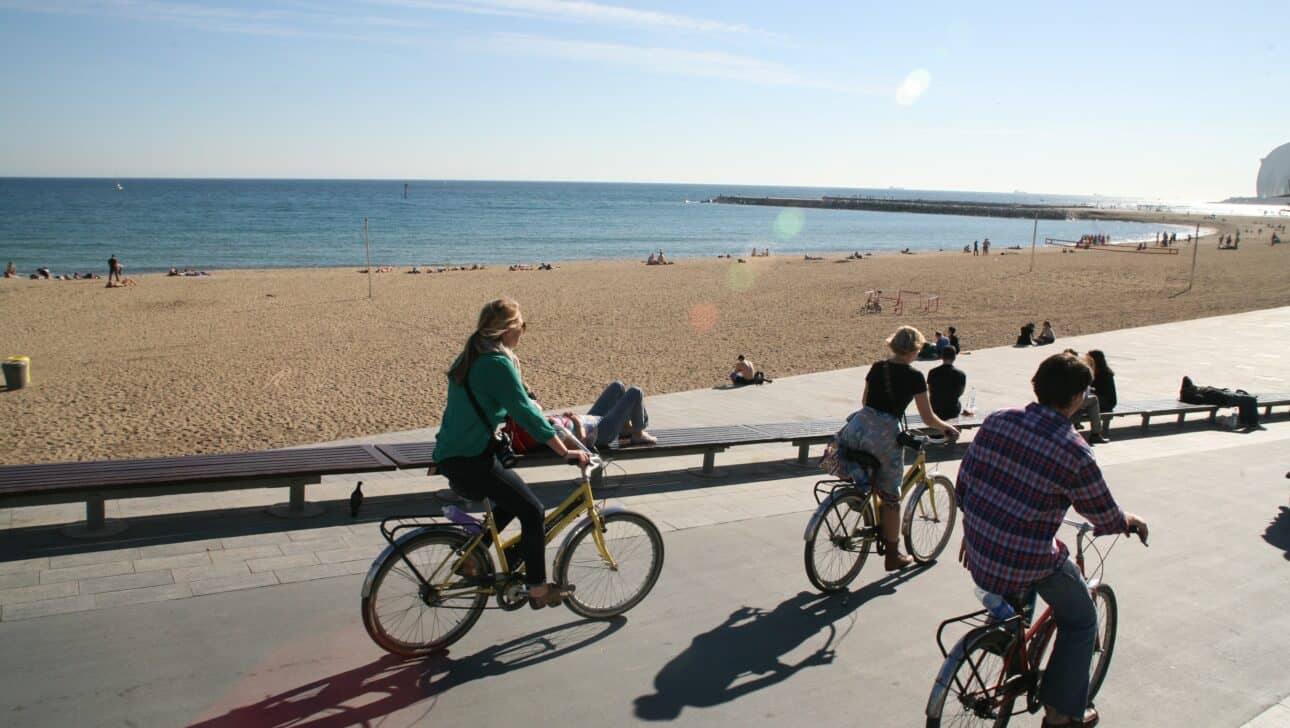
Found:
[1,217,1287,465]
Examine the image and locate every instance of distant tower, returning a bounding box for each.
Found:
[1256,142,1290,199]
[403,183,409,199]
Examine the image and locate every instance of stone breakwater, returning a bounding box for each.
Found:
[710,195,1075,220]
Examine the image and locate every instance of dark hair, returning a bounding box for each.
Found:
[948,326,956,334]
[737,354,745,360]
[940,347,957,361]
[1032,353,1092,409]
[1087,349,1113,377]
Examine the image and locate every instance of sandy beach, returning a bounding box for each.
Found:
[1,216,1287,465]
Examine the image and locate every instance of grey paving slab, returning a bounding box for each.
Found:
[0,571,38,590]
[190,572,279,597]
[47,549,142,569]
[207,545,283,564]
[1242,702,1290,728]
[1,595,96,622]
[134,538,226,558]
[246,553,318,574]
[93,583,193,609]
[132,552,212,573]
[0,580,79,606]
[38,560,134,584]
[170,562,251,583]
[273,559,369,585]
[314,546,378,564]
[79,571,174,596]
[0,558,48,575]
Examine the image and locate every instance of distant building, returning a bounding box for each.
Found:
[1256,142,1290,199]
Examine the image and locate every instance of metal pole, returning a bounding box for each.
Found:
[364,217,372,300]
[1186,222,1200,292]
[1029,215,1038,272]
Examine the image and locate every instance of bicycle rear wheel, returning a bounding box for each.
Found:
[926,628,1016,728]
[905,474,958,562]
[362,528,489,657]
[803,491,875,593]
[555,511,664,619]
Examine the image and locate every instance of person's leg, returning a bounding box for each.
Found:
[587,381,626,417]
[1034,558,1098,722]
[1084,394,1103,436]
[593,386,646,446]
[473,459,547,585]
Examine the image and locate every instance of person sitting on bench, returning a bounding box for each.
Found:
[928,346,970,420]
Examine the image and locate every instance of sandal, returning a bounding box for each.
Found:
[629,431,658,446]
[527,583,575,609]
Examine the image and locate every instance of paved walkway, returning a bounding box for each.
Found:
[1,307,1289,726]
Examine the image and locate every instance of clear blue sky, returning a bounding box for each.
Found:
[1,0,1286,200]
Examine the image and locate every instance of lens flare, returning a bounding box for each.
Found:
[726,263,756,292]
[896,69,931,106]
[774,209,805,240]
[689,302,718,333]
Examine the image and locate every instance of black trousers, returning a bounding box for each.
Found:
[436,452,547,585]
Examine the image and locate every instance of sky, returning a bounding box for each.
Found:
[0,0,1286,200]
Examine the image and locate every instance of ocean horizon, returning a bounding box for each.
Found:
[0,178,1209,274]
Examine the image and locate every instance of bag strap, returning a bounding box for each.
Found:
[461,367,496,434]
[878,360,909,430]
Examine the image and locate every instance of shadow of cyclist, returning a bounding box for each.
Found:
[1263,506,1290,561]
[192,617,624,728]
[633,566,929,720]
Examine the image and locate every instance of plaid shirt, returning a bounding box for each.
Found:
[956,403,1127,595]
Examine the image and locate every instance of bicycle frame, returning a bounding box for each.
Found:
[371,467,616,599]
[807,445,941,540]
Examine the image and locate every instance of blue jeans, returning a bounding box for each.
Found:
[1034,558,1097,718]
[588,381,649,447]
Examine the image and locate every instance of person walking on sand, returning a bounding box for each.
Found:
[108,254,122,283]
[973,240,979,256]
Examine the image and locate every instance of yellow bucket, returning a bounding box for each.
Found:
[5,356,30,384]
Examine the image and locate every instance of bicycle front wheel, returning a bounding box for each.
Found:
[905,474,958,562]
[362,528,489,657]
[555,511,664,619]
[804,491,875,593]
[1087,583,1118,700]
[926,628,1016,728]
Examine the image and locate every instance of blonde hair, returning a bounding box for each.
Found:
[448,297,524,385]
[886,326,926,356]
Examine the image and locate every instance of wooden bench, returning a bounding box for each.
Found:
[377,424,786,486]
[1102,393,1290,431]
[0,445,397,537]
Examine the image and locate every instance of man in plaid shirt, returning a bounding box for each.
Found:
[957,352,1148,728]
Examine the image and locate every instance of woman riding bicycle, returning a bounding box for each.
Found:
[432,298,590,609]
[837,326,959,571]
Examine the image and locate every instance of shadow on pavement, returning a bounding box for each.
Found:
[1263,506,1290,561]
[633,566,930,720]
[190,617,624,727]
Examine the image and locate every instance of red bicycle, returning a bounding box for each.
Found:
[924,519,1147,727]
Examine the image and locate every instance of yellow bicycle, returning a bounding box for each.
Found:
[361,452,664,657]
[803,429,957,592]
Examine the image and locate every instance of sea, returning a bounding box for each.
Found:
[0,178,1258,275]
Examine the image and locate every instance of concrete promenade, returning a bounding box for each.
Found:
[1,308,1288,726]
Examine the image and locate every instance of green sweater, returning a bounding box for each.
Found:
[432,353,557,462]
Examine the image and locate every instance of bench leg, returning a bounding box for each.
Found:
[269,480,324,519]
[1141,414,1150,431]
[62,495,128,539]
[797,443,810,464]
[1176,412,1185,427]
[688,449,725,479]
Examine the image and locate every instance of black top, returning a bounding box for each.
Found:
[1092,370,1117,411]
[865,360,927,417]
[928,363,967,420]
[948,334,961,353]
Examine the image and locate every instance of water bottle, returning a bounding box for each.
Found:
[975,586,1016,621]
[966,387,977,414]
[442,505,483,536]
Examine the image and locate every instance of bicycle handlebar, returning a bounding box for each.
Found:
[549,420,605,478]
[1062,518,1149,546]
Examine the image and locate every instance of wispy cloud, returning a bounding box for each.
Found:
[0,0,430,43]
[482,32,835,89]
[366,0,751,34]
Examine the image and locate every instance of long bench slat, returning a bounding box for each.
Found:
[0,445,397,493]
